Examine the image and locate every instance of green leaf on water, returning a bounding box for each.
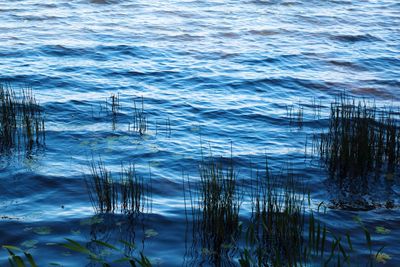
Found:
[20,240,38,249]
[2,245,22,252]
[70,230,81,235]
[375,252,391,264]
[149,161,160,167]
[79,141,90,146]
[80,216,104,226]
[352,215,362,224]
[145,229,158,238]
[190,125,200,132]
[33,226,52,235]
[375,226,391,235]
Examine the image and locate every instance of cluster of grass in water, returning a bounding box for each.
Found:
[101,93,172,136]
[86,160,150,214]
[286,102,304,128]
[182,155,387,267]
[244,165,306,266]
[0,84,45,154]
[311,94,400,209]
[184,155,242,265]
[317,94,400,180]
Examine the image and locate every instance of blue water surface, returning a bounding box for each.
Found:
[0,0,399,266]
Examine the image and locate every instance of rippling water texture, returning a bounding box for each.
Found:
[0,0,399,266]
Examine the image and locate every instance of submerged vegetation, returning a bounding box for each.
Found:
[0,84,45,154]
[286,102,304,128]
[318,95,400,180]
[102,93,172,136]
[107,93,121,117]
[86,160,150,214]
[184,155,241,265]
[245,164,306,266]
[182,153,389,266]
[129,97,148,135]
[313,95,400,210]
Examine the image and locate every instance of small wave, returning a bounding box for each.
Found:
[39,45,86,57]
[331,33,381,43]
[89,0,120,4]
[247,29,279,36]
[349,87,397,100]
[327,60,366,71]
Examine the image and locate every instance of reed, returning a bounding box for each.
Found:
[86,160,118,213]
[120,164,147,214]
[286,102,304,128]
[184,154,241,265]
[86,160,149,214]
[0,84,45,153]
[129,97,147,135]
[199,157,241,249]
[106,93,120,117]
[318,94,400,180]
[244,162,307,266]
[240,164,384,266]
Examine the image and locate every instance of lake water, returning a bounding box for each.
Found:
[0,0,399,266]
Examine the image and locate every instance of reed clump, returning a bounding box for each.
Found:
[318,95,400,180]
[129,97,147,135]
[241,168,379,266]
[120,164,147,214]
[106,93,120,117]
[86,160,148,214]
[244,163,307,266]
[199,158,241,251]
[286,103,304,128]
[184,155,241,265]
[0,84,45,153]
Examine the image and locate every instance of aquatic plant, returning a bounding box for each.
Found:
[1,245,37,267]
[244,162,307,266]
[155,117,171,137]
[286,102,304,128]
[184,154,241,265]
[317,94,400,180]
[108,93,120,117]
[120,164,147,214]
[105,93,120,130]
[129,97,147,135]
[62,238,152,267]
[86,160,149,214]
[241,179,387,267]
[87,160,119,213]
[0,84,45,154]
